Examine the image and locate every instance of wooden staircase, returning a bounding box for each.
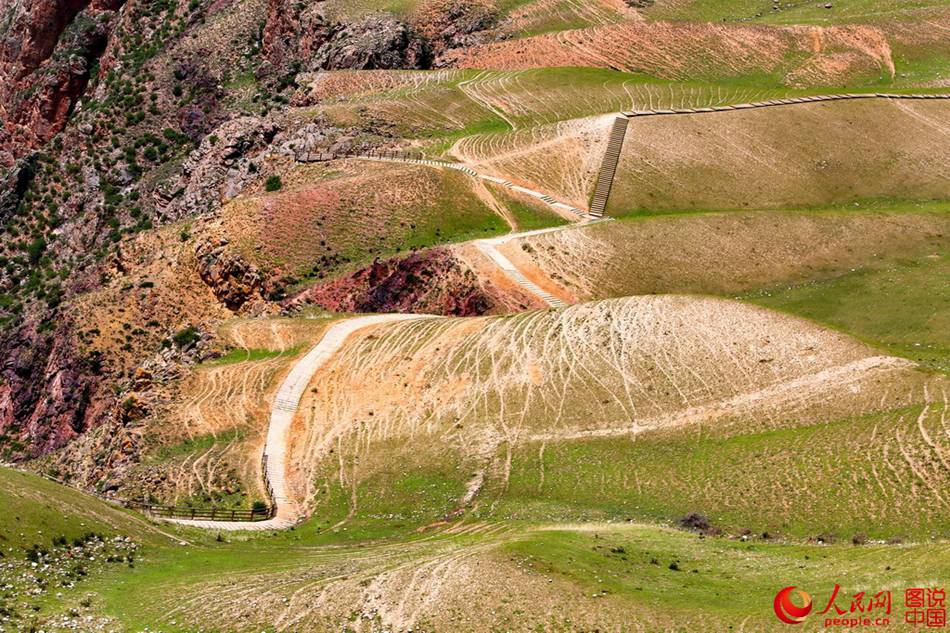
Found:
[589,117,629,218]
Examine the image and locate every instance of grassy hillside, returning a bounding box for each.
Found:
[747,242,950,374]
[607,99,950,215]
[219,160,512,286]
[304,68,806,142]
[645,0,950,25]
[0,467,176,631]
[511,206,950,372]
[4,292,950,630]
[4,465,945,632]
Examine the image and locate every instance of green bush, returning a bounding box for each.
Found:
[172,326,200,348]
[264,175,282,192]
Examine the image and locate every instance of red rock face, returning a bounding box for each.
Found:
[0,316,106,458]
[0,0,125,167]
[289,248,495,317]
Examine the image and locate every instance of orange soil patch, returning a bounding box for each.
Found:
[504,0,637,33]
[454,242,548,311]
[440,20,894,87]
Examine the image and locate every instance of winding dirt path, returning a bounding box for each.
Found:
[166,314,434,531]
[161,91,950,530]
[356,155,587,220]
[354,155,604,307]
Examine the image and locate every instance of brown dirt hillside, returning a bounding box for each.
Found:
[440,20,895,87]
[285,296,930,515]
[608,98,950,214]
[451,114,613,209]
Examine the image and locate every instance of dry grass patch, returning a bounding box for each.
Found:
[441,20,894,87]
[512,209,950,298]
[608,99,950,214]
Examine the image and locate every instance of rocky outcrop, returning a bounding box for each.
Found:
[0,0,125,167]
[0,317,106,459]
[194,237,267,312]
[409,0,498,53]
[164,117,280,219]
[262,1,430,74]
[28,326,224,491]
[288,248,496,316]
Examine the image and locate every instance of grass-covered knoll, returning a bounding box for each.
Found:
[511,206,950,372]
[0,468,168,552]
[206,345,300,365]
[5,447,950,631]
[0,467,178,631]
[608,98,950,215]
[219,159,510,286]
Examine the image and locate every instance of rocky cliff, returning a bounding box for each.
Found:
[0,0,491,465]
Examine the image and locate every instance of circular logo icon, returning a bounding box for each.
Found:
[774,586,813,625]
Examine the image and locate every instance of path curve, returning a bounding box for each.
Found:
[166,314,432,531]
[473,222,602,307]
[353,155,603,307]
[357,155,588,220]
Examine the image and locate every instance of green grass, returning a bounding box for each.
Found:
[491,185,569,231]
[5,459,950,630]
[507,526,950,628]
[484,404,950,541]
[205,346,299,366]
[235,165,511,286]
[0,468,166,552]
[746,243,950,374]
[645,0,950,24]
[149,428,246,461]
